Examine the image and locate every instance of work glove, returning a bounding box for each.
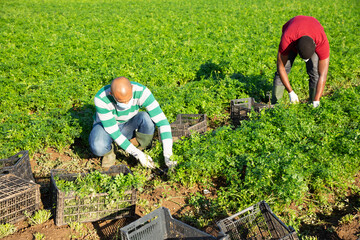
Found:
[164,155,177,169]
[163,145,177,168]
[288,91,299,103]
[312,101,320,108]
[127,146,155,169]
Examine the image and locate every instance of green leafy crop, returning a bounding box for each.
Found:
[1,0,359,158]
[55,171,143,202]
[150,86,360,228]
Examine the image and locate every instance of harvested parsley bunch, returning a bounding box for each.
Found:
[55,171,141,202]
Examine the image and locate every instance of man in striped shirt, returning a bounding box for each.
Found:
[89,77,175,168]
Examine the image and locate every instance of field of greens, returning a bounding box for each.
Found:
[1,0,359,238]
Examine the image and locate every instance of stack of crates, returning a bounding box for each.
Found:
[159,114,207,142]
[120,207,216,240]
[0,151,40,224]
[216,201,299,240]
[50,165,137,226]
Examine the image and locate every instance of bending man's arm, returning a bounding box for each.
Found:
[277,51,293,93]
[314,57,329,101]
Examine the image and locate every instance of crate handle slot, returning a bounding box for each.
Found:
[127,215,159,235]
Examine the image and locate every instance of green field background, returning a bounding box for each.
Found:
[1,0,360,236]
[1,0,359,157]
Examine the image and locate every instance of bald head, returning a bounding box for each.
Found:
[110,77,132,103]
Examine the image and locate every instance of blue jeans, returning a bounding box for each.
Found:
[89,111,155,156]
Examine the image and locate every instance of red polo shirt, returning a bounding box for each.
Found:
[279,16,330,60]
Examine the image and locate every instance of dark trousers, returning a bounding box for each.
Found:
[273,51,320,89]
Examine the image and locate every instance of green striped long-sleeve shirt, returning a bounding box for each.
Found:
[94,81,172,153]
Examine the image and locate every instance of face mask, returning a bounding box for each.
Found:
[116,98,132,110]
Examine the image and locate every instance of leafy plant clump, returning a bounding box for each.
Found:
[0,223,17,238]
[33,232,46,240]
[24,209,52,226]
[55,171,144,202]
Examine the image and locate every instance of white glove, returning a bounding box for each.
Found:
[162,138,176,168]
[126,145,155,169]
[313,101,320,108]
[164,155,177,169]
[138,152,155,169]
[289,91,299,103]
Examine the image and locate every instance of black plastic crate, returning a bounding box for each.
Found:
[50,165,137,226]
[230,99,273,126]
[159,114,207,142]
[0,174,40,224]
[120,207,216,240]
[217,201,299,240]
[230,98,254,125]
[0,150,35,183]
[253,102,273,112]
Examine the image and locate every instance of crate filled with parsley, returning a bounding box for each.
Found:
[230,98,273,126]
[50,165,138,226]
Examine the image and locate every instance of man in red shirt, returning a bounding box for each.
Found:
[271,16,330,107]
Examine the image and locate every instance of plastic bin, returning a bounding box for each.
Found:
[217,201,299,240]
[230,98,254,126]
[230,99,273,126]
[50,165,136,226]
[253,102,273,112]
[0,174,40,224]
[120,207,216,240]
[159,114,207,142]
[0,150,35,183]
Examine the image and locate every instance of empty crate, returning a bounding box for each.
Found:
[0,150,35,182]
[159,114,207,141]
[50,165,136,226]
[0,174,40,224]
[120,207,216,240]
[217,201,299,240]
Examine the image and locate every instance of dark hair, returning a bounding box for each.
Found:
[297,36,316,59]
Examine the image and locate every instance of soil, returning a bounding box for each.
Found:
[2,148,360,240]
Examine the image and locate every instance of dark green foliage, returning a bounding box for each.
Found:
[1,0,359,157]
[0,0,359,235]
[149,86,360,228]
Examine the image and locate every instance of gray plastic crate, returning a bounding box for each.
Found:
[217,201,298,240]
[50,165,136,226]
[0,150,35,183]
[120,207,216,240]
